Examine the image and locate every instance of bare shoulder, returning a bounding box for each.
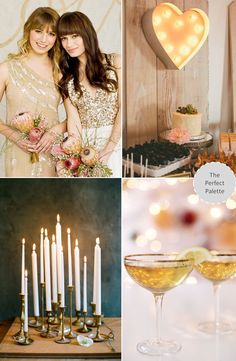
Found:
[0,61,9,81]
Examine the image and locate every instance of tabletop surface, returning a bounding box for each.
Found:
[0,317,121,360]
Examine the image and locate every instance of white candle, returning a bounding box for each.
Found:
[40,228,44,284]
[56,214,62,295]
[24,270,28,332]
[31,244,39,317]
[21,238,25,294]
[67,228,73,286]
[83,256,87,312]
[92,241,97,305]
[61,247,65,307]
[74,239,81,311]
[94,238,101,315]
[51,235,57,303]
[44,229,52,311]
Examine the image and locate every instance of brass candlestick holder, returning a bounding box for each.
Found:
[13,293,25,341]
[67,286,77,339]
[72,309,82,326]
[51,301,60,325]
[40,311,57,338]
[78,311,92,333]
[55,307,70,344]
[29,316,41,328]
[36,283,46,333]
[92,315,106,342]
[16,331,34,345]
[52,293,70,335]
[86,302,97,327]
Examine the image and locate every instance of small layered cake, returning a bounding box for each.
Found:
[172,105,202,137]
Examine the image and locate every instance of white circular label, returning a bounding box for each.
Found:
[193,162,235,203]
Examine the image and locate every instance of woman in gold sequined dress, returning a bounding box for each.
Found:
[57,11,121,177]
[0,7,66,177]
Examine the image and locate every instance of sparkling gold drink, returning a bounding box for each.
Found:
[125,263,192,293]
[196,260,236,282]
[124,254,193,356]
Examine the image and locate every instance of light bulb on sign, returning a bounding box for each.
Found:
[141,3,209,69]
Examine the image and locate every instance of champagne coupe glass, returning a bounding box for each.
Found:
[195,252,236,334]
[124,253,193,356]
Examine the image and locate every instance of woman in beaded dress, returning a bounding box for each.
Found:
[57,11,121,177]
[0,7,66,177]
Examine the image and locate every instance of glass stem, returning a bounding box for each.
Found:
[154,293,164,342]
[213,282,221,330]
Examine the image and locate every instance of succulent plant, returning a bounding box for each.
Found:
[176,104,198,114]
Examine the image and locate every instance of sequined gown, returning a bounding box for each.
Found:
[4,59,60,177]
[67,54,121,177]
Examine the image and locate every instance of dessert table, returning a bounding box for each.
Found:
[0,317,121,360]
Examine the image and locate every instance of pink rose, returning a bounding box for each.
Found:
[166,128,191,145]
[29,127,44,143]
[64,157,81,170]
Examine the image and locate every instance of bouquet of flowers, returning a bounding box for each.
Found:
[51,136,113,177]
[11,112,48,163]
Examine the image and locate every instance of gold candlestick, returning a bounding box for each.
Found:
[52,293,70,335]
[51,302,60,325]
[92,315,106,342]
[16,331,34,345]
[40,311,57,338]
[29,316,41,328]
[36,283,46,333]
[86,302,97,327]
[13,293,25,341]
[55,307,70,344]
[78,311,92,333]
[67,286,77,338]
[72,309,82,326]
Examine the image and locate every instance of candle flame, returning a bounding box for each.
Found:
[67,227,71,234]
[84,256,87,262]
[52,234,55,242]
[75,239,78,247]
[57,214,60,222]
[40,227,44,234]
[22,238,25,244]
[45,228,48,236]
[32,243,36,251]
[25,270,28,277]
[96,237,100,245]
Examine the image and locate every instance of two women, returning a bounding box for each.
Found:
[0,7,121,177]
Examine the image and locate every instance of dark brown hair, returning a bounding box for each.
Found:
[57,11,118,99]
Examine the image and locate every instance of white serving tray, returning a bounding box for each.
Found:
[123,154,191,177]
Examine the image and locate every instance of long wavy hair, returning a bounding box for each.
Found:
[8,7,61,83]
[57,11,118,99]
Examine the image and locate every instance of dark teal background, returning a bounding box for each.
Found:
[0,179,121,321]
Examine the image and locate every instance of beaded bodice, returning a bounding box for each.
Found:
[67,54,119,128]
[6,59,60,126]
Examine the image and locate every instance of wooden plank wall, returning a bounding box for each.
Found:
[125,0,209,147]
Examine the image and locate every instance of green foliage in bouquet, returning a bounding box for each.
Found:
[176,104,198,114]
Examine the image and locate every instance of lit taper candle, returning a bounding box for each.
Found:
[67,228,73,287]
[21,238,25,294]
[44,229,52,311]
[56,214,62,296]
[40,228,44,284]
[94,238,101,315]
[32,244,39,317]
[51,235,57,303]
[83,256,87,312]
[74,239,81,311]
[24,270,28,332]
[61,247,65,307]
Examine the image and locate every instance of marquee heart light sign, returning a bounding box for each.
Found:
[142,2,209,69]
